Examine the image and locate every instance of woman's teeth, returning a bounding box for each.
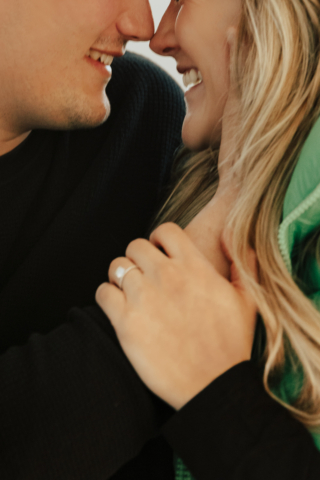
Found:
[86,49,113,66]
[183,68,203,89]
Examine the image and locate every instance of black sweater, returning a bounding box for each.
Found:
[0,52,320,480]
[0,52,182,479]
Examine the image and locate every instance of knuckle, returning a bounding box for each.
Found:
[156,222,178,237]
[125,238,146,257]
[155,223,168,236]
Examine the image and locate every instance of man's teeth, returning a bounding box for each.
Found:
[183,68,203,89]
[86,50,113,66]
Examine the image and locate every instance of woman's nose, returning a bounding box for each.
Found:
[150,4,180,57]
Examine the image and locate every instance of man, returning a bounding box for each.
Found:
[0,0,185,477]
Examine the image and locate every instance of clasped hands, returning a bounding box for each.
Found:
[97,38,258,410]
[95,71,257,410]
[96,221,257,410]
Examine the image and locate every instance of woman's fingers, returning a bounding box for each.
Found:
[96,226,259,410]
[125,238,169,276]
[118,224,208,286]
[95,282,126,328]
[149,222,204,261]
[105,224,203,303]
[108,257,143,297]
[124,223,201,277]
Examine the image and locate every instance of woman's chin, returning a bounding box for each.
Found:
[182,120,208,151]
[182,114,222,152]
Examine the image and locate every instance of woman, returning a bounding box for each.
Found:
[97,0,320,478]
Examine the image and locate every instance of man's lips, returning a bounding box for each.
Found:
[84,49,115,78]
[85,47,126,76]
[85,55,112,78]
[85,48,114,66]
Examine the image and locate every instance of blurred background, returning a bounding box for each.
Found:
[127,0,185,90]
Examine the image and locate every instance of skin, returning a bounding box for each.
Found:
[151,0,242,279]
[0,0,154,156]
[98,223,257,410]
[96,1,258,409]
[150,0,241,151]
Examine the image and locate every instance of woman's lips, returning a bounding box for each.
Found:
[184,79,205,96]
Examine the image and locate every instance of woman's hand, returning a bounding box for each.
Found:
[96,222,257,410]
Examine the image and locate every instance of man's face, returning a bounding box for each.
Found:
[0,0,154,134]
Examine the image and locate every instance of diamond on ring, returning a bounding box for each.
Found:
[115,265,139,290]
[115,266,126,280]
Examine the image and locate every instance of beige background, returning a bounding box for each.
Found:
[127,0,185,90]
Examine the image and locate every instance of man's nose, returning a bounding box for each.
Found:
[117,0,154,42]
[150,4,180,57]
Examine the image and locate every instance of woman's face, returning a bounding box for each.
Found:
[150,0,242,151]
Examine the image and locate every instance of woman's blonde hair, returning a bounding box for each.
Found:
[153,0,320,429]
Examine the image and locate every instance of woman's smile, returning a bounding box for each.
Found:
[150,0,241,150]
[182,68,203,90]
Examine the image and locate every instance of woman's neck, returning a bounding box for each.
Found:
[184,185,237,279]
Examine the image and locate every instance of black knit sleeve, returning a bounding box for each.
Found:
[162,361,320,480]
[0,306,168,480]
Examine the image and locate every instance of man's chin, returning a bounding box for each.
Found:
[62,99,111,130]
